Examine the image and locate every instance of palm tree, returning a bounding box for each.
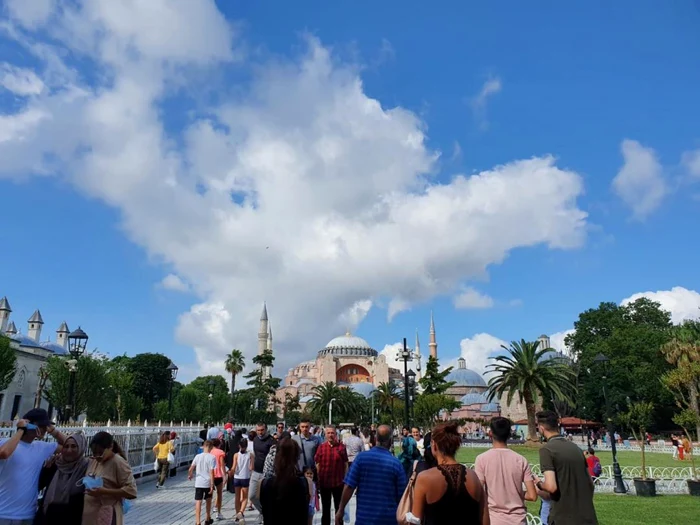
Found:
[376,381,399,425]
[662,320,700,440]
[487,339,577,442]
[306,382,346,425]
[225,349,245,419]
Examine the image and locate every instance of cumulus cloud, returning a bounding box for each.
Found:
[0,1,589,378]
[681,149,700,179]
[453,287,494,309]
[458,333,508,380]
[159,274,190,292]
[548,329,574,356]
[612,139,667,219]
[621,286,700,324]
[380,342,422,375]
[0,64,45,96]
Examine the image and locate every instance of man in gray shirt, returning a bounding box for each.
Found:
[292,418,320,472]
[343,427,364,463]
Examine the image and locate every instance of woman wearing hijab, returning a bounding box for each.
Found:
[35,433,89,525]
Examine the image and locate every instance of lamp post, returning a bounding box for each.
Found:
[167,361,178,421]
[396,338,414,428]
[65,327,88,423]
[329,398,336,426]
[208,379,215,424]
[594,353,627,494]
[407,369,416,425]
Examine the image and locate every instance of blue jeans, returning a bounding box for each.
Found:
[540,499,551,524]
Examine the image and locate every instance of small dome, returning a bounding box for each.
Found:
[299,395,314,403]
[8,333,43,349]
[317,333,378,358]
[539,350,571,364]
[480,402,500,413]
[349,382,376,398]
[460,393,488,406]
[40,341,68,355]
[446,368,487,387]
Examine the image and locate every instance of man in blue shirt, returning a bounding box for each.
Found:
[334,424,406,525]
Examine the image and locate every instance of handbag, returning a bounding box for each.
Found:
[396,460,419,525]
[167,452,175,463]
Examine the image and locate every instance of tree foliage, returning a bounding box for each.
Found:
[122,353,173,420]
[0,335,17,392]
[413,393,460,428]
[419,356,454,395]
[566,298,674,429]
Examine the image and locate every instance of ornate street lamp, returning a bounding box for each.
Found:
[208,379,215,423]
[65,327,88,423]
[396,338,414,428]
[167,361,178,421]
[593,353,627,494]
[407,369,416,424]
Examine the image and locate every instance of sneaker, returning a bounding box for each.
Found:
[216,513,224,520]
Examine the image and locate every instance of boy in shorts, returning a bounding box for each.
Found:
[189,440,216,525]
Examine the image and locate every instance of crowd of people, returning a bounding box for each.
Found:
[0,408,137,525]
[186,410,598,525]
[0,407,603,525]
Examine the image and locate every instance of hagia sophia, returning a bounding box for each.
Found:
[263,303,537,423]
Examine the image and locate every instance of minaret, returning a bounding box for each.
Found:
[258,303,269,356]
[264,322,273,380]
[0,297,11,333]
[428,310,438,359]
[414,329,422,381]
[28,310,44,341]
[56,322,70,350]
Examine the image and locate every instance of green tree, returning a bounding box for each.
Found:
[487,339,577,441]
[284,392,301,415]
[0,335,17,391]
[225,349,245,418]
[619,401,654,479]
[44,353,110,421]
[419,356,454,395]
[413,393,460,428]
[123,353,173,420]
[106,358,135,423]
[661,320,700,441]
[175,387,201,422]
[306,382,346,425]
[376,382,399,424]
[245,350,280,411]
[566,298,674,428]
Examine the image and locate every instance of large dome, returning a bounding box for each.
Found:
[317,333,378,358]
[446,358,487,387]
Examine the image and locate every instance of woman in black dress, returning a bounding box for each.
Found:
[35,432,89,525]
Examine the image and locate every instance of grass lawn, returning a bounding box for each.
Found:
[526,495,700,524]
[455,445,686,469]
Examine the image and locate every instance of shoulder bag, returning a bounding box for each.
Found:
[396,460,419,525]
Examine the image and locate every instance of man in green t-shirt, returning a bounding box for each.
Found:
[535,411,598,525]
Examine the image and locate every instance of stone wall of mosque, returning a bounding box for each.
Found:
[0,346,52,422]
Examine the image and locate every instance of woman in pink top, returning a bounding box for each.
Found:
[474,418,537,525]
[210,438,227,521]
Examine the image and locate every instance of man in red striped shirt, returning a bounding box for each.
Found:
[314,426,348,525]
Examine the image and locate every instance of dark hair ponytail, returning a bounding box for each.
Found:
[91,431,127,460]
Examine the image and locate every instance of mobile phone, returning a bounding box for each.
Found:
[26,423,38,430]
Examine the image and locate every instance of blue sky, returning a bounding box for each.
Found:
[1,1,699,382]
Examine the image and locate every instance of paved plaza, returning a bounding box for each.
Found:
[126,471,357,525]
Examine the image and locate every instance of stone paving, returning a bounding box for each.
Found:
[125,471,357,525]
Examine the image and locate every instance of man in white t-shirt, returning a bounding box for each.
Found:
[189,440,217,525]
[0,409,68,525]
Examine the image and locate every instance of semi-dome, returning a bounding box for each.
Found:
[349,382,376,398]
[317,332,378,358]
[446,357,486,387]
[299,394,314,404]
[460,392,489,406]
[40,341,68,355]
[294,378,316,387]
[480,402,500,413]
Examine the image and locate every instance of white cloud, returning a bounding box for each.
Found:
[548,329,574,355]
[681,149,700,179]
[387,298,411,321]
[0,64,45,96]
[380,342,422,374]
[453,287,494,309]
[470,77,501,129]
[5,0,55,29]
[458,333,508,380]
[612,139,667,219]
[0,2,589,378]
[159,273,189,292]
[621,286,700,324]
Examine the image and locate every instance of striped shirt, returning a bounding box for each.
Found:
[343,446,406,525]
